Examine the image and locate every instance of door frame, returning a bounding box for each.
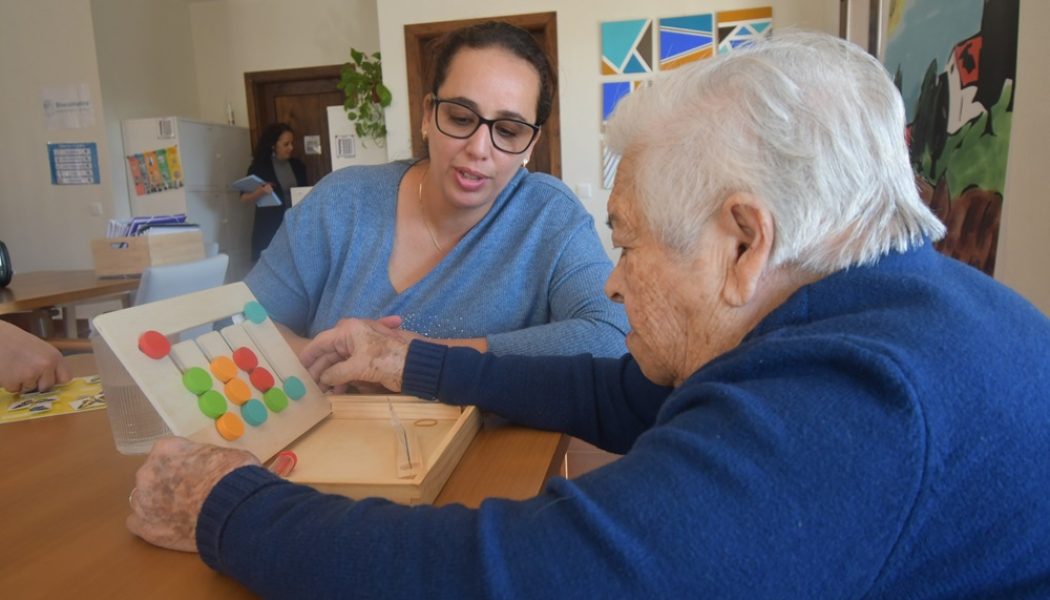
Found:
[403,12,561,178]
[244,64,344,151]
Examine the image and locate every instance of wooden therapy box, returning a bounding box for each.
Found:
[287,396,479,504]
[92,282,479,505]
[91,231,205,277]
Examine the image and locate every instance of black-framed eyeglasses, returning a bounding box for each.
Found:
[432,97,540,155]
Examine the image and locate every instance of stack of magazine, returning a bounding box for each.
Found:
[106,214,199,237]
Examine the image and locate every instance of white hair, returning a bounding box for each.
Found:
[604,30,945,273]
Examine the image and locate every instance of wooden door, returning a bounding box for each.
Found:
[244,65,344,185]
[404,12,561,178]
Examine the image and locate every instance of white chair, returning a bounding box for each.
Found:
[134,253,229,339]
[59,254,231,354]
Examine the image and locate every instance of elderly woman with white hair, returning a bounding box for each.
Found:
[127,32,1050,598]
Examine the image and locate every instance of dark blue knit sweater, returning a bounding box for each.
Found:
[197,243,1050,598]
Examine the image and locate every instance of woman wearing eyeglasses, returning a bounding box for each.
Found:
[245,21,628,364]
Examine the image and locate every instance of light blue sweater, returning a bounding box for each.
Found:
[244,161,628,357]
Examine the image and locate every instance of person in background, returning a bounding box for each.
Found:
[245,22,627,360]
[0,320,69,393]
[240,122,307,263]
[127,31,1050,597]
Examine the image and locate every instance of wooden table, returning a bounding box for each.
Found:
[0,270,139,337]
[0,356,568,598]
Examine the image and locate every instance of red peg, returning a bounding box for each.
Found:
[232,346,258,372]
[250,367,275,392]
[138,330,171,360]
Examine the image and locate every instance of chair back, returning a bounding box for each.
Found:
[134,254,229,339]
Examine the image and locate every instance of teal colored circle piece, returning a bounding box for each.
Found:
[241,399,268,426]
[263,387,288,413]
[182,367,213,395]
[243,301,268,324]
[283,376,306,400]
[197,390,227,419]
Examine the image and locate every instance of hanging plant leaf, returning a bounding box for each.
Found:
[340,47,389,147]
[377,84,392,107]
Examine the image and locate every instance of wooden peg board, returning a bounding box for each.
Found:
[91,282,330,462]
[285,394,480,504]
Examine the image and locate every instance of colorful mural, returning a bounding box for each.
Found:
[716,7,773,54]
[602,81,632,122]
[601,81,650,189]
[884,0,1018,275]
[601,19,654,75]
[599,7,773,189]
[601,141,621,192]
[658,14,715,71]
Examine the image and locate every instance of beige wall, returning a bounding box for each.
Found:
[0,0,114,271]
[997,0,1050,315]
[188,0,380,127]
[92,0,201,220]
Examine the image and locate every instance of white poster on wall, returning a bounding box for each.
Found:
[41,83,95,130]
[327,105,388,171]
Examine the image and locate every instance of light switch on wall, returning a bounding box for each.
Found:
[89,202,103,216]
[575,183,593,199]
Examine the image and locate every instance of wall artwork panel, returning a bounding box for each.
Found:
[601,81,649,190]
[601,19,654,75]
[602,81,632,122]
[716,7,773,54]
[599,7,772,189]
[658,14,715,71]
[883,0,1018,275]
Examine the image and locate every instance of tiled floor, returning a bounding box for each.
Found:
[562,437,620,478]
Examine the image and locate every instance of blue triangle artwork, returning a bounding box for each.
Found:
[601,19,653,75]
[715,7,773,55]
[602,82,632,122]
[598,8,777,190]
[658,13,715,69]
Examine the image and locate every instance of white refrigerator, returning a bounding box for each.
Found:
[121,117,253,281]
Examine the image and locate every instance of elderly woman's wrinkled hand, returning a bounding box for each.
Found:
[299,316,413,393]
[126,437,259,553]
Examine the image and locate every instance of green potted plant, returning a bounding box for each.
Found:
[338,49,393,147]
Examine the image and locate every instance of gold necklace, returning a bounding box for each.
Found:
[417,166,443,251]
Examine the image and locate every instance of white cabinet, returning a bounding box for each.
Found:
[121,117,253,281]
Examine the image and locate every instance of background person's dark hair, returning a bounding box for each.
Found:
[427,21,556,127]
[251,122,294,168]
